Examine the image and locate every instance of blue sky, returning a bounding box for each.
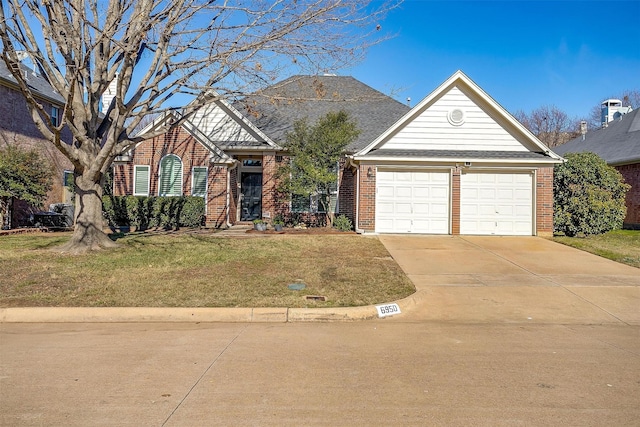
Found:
[343,0,640,119]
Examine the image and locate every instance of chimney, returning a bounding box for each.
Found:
[580,121,587,141]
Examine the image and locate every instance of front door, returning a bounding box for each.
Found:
[241,172,262,221]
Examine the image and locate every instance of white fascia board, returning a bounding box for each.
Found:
[352,155,563,165]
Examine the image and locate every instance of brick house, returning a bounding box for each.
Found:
[0,60,74,227]
[554,103,640,228]
[112,71,563,235]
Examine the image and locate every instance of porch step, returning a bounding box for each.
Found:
[215,224,253,237]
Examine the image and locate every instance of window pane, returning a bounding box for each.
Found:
[134,166,150,196]
[192,167,207,197]
[291,194,308,212]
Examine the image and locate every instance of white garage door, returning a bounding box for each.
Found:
[460,172,533,235]
[376,170,450,234]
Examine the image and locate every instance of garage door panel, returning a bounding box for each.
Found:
[377,185,395,198]
[413,186,432,198]
[376,170,450,234]
[461,172,533,236]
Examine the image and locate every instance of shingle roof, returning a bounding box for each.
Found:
[235,75,410,152]
[553,108,640,165]
[0,60,64,105]
[364,149,550,160]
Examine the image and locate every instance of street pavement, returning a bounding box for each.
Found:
[1,236,639,426]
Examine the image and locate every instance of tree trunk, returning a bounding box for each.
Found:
[55,171,117,254]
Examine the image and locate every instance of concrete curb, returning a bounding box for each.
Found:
[0,292,421,323]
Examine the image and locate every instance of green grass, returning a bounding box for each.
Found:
[0,232,415,308]
[553,229,640,268]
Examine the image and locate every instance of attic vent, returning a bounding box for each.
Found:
[448,109,465,126]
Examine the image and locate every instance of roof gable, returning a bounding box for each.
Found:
[131,112,232,164]
[188,95,278,149]
[357,71,561,160]
[554,108,640,165]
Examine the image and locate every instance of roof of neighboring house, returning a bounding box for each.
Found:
[553,108,640,166]
[0,60,64,105]
[235,75,410,152]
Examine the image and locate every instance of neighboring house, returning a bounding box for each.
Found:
[0,60,74,227]
[112,70,563,235]
[554,103,639,228]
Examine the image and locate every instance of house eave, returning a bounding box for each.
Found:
[352,155,563,165]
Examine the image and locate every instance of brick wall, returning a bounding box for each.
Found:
[112,126,230,227]
[357,164,376,231]
[338,159,356,224]
[261,152,278,219]
[536,167,554,235]
[616,163,640,227]
[451,168,461,235]
[1,84,74,225]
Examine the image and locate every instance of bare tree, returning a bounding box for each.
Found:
[514,105,580,148]
[0,0,398,253]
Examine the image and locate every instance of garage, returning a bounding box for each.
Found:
[460,171,534,235]
[376,170,450,234]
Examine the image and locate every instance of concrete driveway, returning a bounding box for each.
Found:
[379,236,640,325]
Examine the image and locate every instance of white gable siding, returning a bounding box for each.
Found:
[189,103,260,143]
[382,87,528,152]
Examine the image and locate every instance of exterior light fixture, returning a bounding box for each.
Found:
[367,167,374,177]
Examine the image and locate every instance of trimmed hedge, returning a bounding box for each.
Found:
[103,196,205,230]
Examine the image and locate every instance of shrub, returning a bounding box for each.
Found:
[180,197,205,227]
[333,214,353,232]
[102,196,205,230]
[102,195,128,226]
[554,152,630,236]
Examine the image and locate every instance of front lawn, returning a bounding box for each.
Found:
[553,229,640,268]
[0,232,415,308]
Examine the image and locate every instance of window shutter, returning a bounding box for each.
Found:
[134,166,150,196]
[192,167,207,197]
[159,155,182,196]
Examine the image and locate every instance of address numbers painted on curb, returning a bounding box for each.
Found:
[376,303,401,318]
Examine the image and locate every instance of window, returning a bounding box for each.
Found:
[291,191,336,213]
[242,159,262,167]
[158,154,183,196]
[62,170,74,203]
[290,163,339,213]
[133,165,150,196]
[192,167,207,197]
[51,106,60,126]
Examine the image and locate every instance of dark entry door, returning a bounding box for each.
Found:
[241,172,262,221]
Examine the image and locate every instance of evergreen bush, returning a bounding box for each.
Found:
[554,152,630,236]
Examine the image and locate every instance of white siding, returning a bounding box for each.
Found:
[189,103,260,143]
[382,87,527,152]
